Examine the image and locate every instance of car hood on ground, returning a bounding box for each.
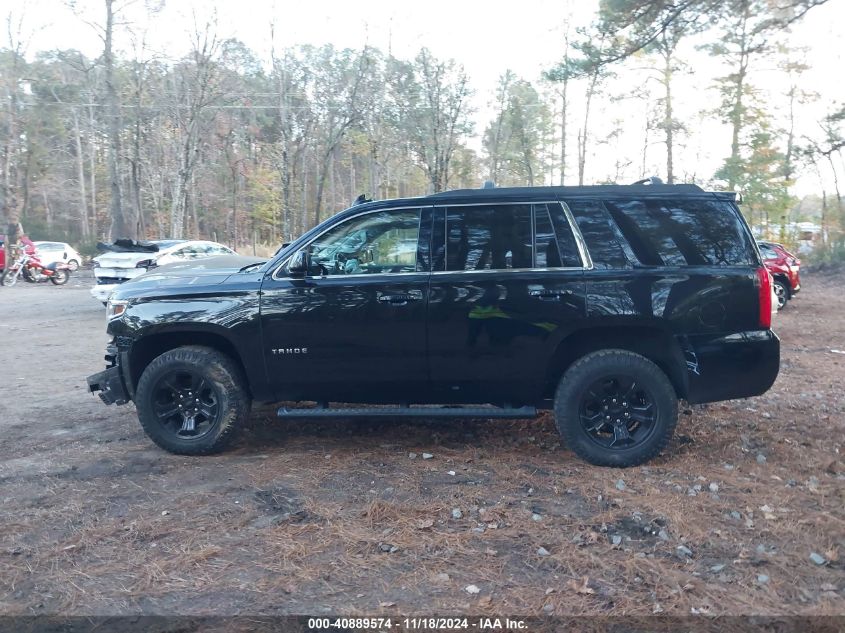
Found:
[110,255,266,300]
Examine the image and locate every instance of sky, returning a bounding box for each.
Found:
[6,0,845,196]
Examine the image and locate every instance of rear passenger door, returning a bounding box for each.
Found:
[426,201,587,404]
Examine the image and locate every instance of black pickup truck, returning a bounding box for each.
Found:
[88,182,779,467]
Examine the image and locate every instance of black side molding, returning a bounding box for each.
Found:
[277,404,537,419]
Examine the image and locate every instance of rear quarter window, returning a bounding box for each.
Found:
[603,198,757,266]
[564,199,631,270]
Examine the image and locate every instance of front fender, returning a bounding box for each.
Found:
[108,289,270,401]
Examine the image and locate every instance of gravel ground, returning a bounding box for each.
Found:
[0,269,842,617]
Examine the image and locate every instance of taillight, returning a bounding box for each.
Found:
[756,267,772,329]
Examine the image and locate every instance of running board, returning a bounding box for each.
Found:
[277,404,537,419]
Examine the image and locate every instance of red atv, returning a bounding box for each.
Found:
[758,241,801,311]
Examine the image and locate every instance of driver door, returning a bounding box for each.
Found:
[259,206,432,404]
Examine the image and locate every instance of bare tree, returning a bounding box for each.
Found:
[310,45,375,226]
[393,48,474,193]
[2,9,29,266]
[168,14,222,238]
[103,0,134,238]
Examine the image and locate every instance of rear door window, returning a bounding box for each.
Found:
[444,205,533,271]
[440,203,584,271]
[603,198,757,266]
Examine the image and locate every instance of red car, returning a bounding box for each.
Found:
[0,235,36,273]
[758,241,801,310]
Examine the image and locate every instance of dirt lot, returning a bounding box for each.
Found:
[0,270,842,618]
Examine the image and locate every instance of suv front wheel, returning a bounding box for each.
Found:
[135,346,251,455]
[554,350,678,467]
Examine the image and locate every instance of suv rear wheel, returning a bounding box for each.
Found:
[554,349,678,467]
[135,346,250,455]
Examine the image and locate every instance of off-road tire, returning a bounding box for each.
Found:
[554,349,678,468]
[135,345,250,455]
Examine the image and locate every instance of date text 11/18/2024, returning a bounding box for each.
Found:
[307,617,528,630]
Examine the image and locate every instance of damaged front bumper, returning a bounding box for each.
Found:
[87,342,131,405]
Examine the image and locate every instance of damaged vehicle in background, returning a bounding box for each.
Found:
[758,241,801,311]
[90,239,237,304]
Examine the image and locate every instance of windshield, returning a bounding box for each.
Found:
[154,240,187,249]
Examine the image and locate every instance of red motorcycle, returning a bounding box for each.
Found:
[0,250,70,287]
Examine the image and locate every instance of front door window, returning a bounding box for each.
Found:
[306,209,421,276]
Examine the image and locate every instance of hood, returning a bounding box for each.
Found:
[138,255,264,275]
[110,255,265,300]
[94,251,160,267]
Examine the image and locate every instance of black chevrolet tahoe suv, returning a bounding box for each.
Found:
[88,182,779,467]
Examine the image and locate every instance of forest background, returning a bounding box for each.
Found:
[1,0,843,260]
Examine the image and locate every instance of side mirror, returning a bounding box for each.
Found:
[288,249,310,277]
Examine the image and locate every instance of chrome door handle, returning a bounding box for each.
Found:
[529,289,572,300]
[378,292,422,304]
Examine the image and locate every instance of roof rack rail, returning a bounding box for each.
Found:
[352,194,372,206]
[631,176,664,185]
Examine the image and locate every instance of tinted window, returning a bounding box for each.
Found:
[534,205,560,268]
[565,199,631,270]
[535,203,582,268]
[603,199,756,266]
[308,209,421,275]
[445,205,532,271]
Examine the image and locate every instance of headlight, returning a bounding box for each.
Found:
[106,299,129,320]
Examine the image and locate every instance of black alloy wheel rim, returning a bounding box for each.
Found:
[151,370,220,440]
[578,375,657,450]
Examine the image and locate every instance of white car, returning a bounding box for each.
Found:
[33,241,83,271]
[91,239,236,303]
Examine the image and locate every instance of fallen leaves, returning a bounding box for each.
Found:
[565,576,595,595]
